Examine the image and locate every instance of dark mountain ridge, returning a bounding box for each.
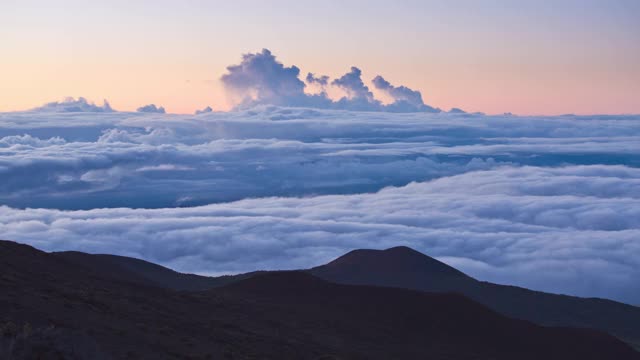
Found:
[309,246,640,350]
[5,239,640,356]
[55,243,640,350]
[311,246,476,291]
[44,243,640,350]
[2,239,639,359]
[53,251,251,291]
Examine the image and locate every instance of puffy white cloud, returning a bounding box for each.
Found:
[137,104,166,113]
[0,134,66,148]
[372,75,440,113]
[31,97,114,113]
[222,49,305,102]
[332,67,377,103]
[305,72,329,86]
[221,49,333,109]
[220,49,440,112]
[194,106,213,115]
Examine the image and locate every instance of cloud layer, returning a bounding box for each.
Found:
[2,108,638,209]
[1,105,639,303]
[1,165,639,303]
[0,107,640,209]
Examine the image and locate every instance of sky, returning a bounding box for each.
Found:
[1,0,639,115]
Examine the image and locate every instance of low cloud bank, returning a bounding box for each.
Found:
[1,108,638,209]
[1,105,639,303]
[1,165,639,304]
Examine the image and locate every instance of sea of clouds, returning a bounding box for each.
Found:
[1,102,640,304]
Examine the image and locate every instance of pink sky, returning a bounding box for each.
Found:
[1,0,639,115]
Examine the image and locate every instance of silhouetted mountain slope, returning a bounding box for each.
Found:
[53,251,250,291]
[223,271,639,359]
[310,246,640,350]
[310,246,477,292]
[26,242,640,350]
[2,239,638,359]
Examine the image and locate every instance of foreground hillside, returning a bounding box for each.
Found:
[1,240,639,359]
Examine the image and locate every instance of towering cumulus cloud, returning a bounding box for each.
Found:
[220,49,331,108]
[332,67,382,110]
[305,72,329,87]
[221,49,438,112]
[373,75,439,112]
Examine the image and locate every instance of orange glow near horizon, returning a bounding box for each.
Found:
[3,58,638,116]
[1,0,639,115]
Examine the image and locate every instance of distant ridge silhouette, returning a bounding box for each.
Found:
[310,246,475,292]
[310,246,640,350]
[53,251,254,291]
[2,239,638,359]
[6,240,640,352]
